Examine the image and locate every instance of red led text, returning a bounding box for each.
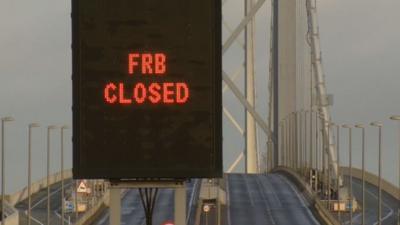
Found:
[104,52,190,106]
[104,82,189,104]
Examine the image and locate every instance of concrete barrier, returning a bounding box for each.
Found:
[340,167,399,200]
[75,190,110,225]
[272,167,341,225]
[5,169,72,206]
[0,201,19,225]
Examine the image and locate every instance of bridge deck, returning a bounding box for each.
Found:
[226,173,320,225]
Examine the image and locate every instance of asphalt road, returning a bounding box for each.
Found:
[226,173,321,225]
[341,176,399,225]
[90,179,200,225]
[15,179,77,225]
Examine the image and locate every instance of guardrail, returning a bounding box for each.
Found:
[0,200,19,225]
[272,166,341,225]
[340,166,399,201]
[4,169,72,206]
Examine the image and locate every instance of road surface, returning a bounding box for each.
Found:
[226,173,321,225]
[15,179,77,225]
[341,176,399,225]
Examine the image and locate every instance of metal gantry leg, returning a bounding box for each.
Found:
[110,188,121,225]
[175,186,186,225]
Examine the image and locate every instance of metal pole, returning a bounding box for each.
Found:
[315,112,319,191]
[327,122,331,209]
[61,126,68,225]
[304,111,308,178]
[370,122,383,225]
[47,127,51,225]
[175,185,187,225]
[342,125,353,225]
[286,118,289,167]
[28,126,32,225]
[272,0,279,168]
[28,123,40,225]
[362,127,365,225]
[1,117,14,225]
[292,113,296,169]
[292,112,297,171]
[321,118,326,199]
[61,128,64,225]
[349,127,353,225]
[378,126,382,225]
[281,122,284,167]
[110,188,121,225]
[1,120,4,225]
[355,124,365,225]
[336,125,341,223]
[389,116,400,225]
[310,109,313,175]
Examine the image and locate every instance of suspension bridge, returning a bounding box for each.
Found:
[0,0,399,225]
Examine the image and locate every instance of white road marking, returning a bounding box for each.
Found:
[254,176,277,225]
[24,210,44,225]
[186,180,198,225]
[31,182,73,209]
[340,180,393,225]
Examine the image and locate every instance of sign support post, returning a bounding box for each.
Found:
[110,188,121,225]
[174,185,186,225]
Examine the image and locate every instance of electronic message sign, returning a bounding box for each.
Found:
[72,0,222,179]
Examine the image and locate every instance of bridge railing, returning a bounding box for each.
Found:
[5,169,72,206]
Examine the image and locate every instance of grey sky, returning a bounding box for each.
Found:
[0,0,399,193]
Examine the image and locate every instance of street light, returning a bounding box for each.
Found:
[28,123,40,225]
[342,124,353,225]
[279,121,284,166]
[60,125,69,225]
[315,112,320,192]
[285,117,289,167]
[355,124,366,225]
[327,122,335,211]
[47,125,58,225]
[389,115,400,225]
[304,110,308,179]
[370,121,383,225]
[1,116,14,225]
[335,124,341,222]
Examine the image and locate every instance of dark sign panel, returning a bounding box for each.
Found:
[72,0,222,179]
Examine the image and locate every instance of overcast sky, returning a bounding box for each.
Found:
[0,0,399,193]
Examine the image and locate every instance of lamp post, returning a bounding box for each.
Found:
[335,124,341,222]
[304,110,308,178]
[283,118,289,167]
[370,121,383,225]
[342,124,353,225]
[47,125,58,225]
[309,109,313,180]
[285,116,290,168]
[389,115,400,225]
[28,123,40,225]
[60,125,69,225]
[355,124,366,225]
[279,121,283,167]
[289,113,293,169]
[327,122,335,210]
[1,116,14,225]
[320,116,326,200]
[315,112,319,192]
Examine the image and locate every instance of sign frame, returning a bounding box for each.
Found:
[72,0,222,179]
